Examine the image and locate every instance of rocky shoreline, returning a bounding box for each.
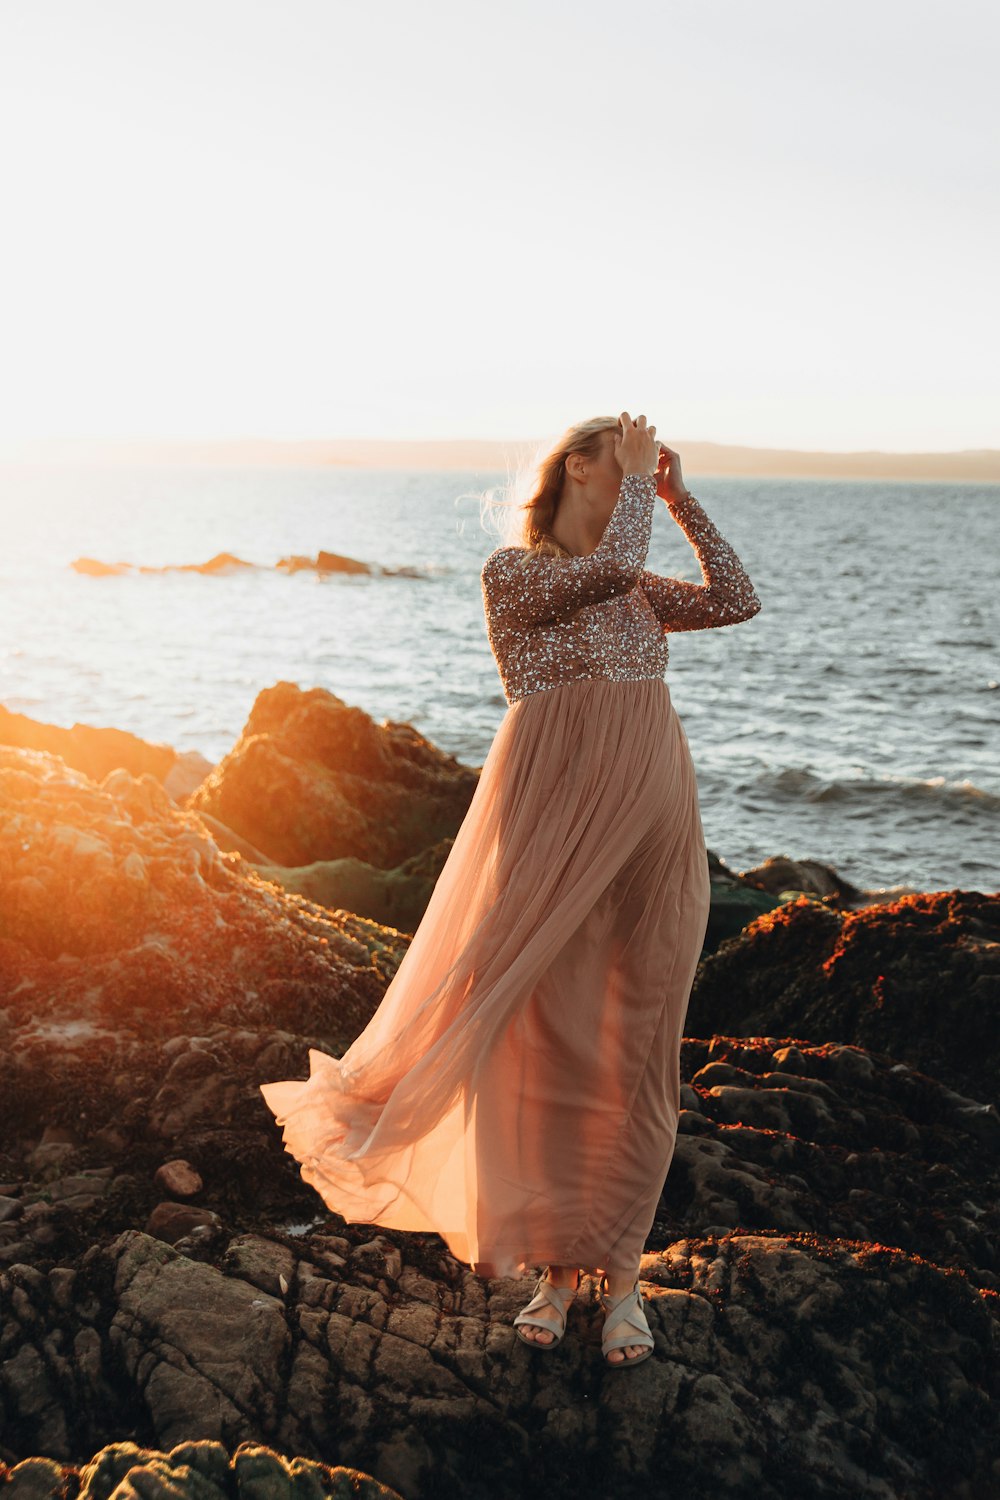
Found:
[1,685,997,1498]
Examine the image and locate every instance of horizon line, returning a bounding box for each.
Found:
[1,434,998,482]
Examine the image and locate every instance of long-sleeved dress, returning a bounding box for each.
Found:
[259,475,761,1280]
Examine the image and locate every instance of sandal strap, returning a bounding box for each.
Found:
[600,1279,655,1354]
[513,1272,576,1332]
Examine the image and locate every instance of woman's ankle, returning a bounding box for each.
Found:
[603,1264,641,1299]
[545,1263,581,1288]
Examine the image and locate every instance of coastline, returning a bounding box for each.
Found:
[3,434,1000,482]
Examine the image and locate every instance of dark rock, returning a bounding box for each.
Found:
[739,853,868,903]
[649,1036,1000,1292]
[153,1160,204,1198]
[0,1227,995,1499]
[687,889,1000,1101]
[144,1202,223,1245]
[704,878,782,950]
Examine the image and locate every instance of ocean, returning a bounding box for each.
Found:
[1,463,997,895]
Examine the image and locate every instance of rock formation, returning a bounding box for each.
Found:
[1,701,997,1497]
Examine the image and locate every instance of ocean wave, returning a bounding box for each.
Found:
[932,637,997,650]
[747,766,1000,815]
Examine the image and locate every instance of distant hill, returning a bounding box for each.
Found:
[1,436,998,482]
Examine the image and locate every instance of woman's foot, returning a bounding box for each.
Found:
[601,1268,653,1364]
[516,1265,581,1346]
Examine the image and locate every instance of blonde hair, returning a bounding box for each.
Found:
[477,415,621,559]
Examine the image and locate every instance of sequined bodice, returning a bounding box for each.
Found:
[481,474,761,705]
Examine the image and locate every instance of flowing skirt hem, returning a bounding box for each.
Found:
[258,676,711,1283]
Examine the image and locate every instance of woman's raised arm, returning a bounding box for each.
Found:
[481,473,657,629]
[638,492,761,631]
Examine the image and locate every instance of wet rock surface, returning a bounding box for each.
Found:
[1,728,998,1496]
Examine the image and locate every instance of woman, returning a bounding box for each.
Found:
[259,411,761,1370]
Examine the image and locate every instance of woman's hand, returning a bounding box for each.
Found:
[654,443,691,506]
[615,411,659,476]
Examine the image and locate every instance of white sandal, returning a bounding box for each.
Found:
[513,1267,579,1349]
[599,1273,655,1368]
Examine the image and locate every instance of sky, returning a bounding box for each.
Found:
[0,0,997,452]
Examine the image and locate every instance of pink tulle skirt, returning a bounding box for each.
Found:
[259,675,711,1279]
